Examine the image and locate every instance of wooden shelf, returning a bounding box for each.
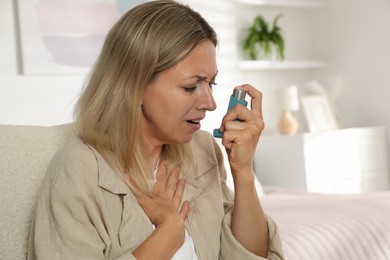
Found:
[239,60,329,71]
[236,0,328,8]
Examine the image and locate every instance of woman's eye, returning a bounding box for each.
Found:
[184,86,197,92]
[209,82,218,88]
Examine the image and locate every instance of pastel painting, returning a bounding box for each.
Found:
[18,0,148,74]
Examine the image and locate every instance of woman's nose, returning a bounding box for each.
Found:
[197,85,217,111]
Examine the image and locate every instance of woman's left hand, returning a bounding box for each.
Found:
[220,85,269,257]
[220,84,264,175]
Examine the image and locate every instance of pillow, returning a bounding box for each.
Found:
[0,123,76,260]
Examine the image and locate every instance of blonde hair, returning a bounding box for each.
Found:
[74,0,218,195]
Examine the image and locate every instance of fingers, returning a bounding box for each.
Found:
[154,161,168,194]
[154,164,189,221]
[221,125,258,150]
[235,84,263,119]
[166,167,186,213]
[173,179,186,209]
[221,104,255,128]
[165,166,179,198]
[155,162,182,200]
[219,85,264,138]
[179,200,190,219]
[128,161,190,223]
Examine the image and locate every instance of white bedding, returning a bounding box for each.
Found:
[261,190,390,260]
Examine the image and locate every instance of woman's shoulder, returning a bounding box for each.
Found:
[52,136,97,166]
[45,136,100,185]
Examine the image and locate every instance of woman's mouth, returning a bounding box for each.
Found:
[186,120,200,125]
[186,119,202,131]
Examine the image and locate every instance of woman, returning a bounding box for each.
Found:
[28,1,284,259]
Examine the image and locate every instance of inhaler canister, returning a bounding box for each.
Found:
[213,89,248,138]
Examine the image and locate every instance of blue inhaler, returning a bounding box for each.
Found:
[213,89,248,138]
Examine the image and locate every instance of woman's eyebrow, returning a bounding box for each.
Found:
[190,71,218,82]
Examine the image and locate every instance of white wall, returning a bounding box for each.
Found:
[313,0,390,166]
[1,0,390,164]
[313,0,390,129]
[0,0,84,126]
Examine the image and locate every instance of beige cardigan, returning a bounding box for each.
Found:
[28,130,284,260]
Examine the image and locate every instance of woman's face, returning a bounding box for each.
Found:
[141,40,218,147]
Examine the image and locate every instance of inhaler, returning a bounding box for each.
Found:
[213,89,248,138]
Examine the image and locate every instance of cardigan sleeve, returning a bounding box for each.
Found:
[209,135,285,260]
[220,211,285,260]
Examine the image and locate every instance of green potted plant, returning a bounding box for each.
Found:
[243,14,285,61]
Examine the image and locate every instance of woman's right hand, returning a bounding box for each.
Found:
[128,161,190,258]
[134,160,190,226]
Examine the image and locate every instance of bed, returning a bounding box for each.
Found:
[261,188,390,260]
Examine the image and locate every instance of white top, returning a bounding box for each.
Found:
[151,224,198,259]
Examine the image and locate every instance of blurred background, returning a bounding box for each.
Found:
[1,0,389,192]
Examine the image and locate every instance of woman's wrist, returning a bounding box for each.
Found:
[155,216,186,244]
[133,218,185,259]
[231,168,256,191]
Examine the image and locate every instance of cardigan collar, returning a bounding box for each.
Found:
[83,130,217,196]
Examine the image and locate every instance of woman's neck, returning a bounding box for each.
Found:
[149,148,161,173]
[142,137,163,173]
